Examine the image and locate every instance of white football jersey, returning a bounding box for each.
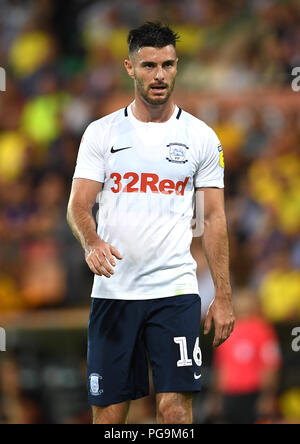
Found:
[73,103,224,300]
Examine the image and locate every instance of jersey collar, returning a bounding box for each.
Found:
[124,103,182,125]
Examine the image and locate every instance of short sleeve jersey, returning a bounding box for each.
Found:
[73,104,224,300]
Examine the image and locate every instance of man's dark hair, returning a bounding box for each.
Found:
[128,22,180,55]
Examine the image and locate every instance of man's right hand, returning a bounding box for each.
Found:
[85,241,123,278]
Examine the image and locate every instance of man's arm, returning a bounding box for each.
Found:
[196,187,235,347]
[67,178,122,278]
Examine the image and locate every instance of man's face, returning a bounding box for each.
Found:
[125,45,178,106]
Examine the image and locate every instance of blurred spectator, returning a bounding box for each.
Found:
[0,355,42,424]
[259,251,300,322]
[21,73,69,147]
[242,109,269,160]
[279,388,300,424]
[9,30,56,79]
[212,290,282,424]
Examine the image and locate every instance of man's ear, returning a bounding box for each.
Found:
[124,58,135,79]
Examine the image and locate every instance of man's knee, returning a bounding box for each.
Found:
[157,393,193,424]
[92,402,129,424]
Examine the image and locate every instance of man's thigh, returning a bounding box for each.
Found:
[145,294,202,394]
[87,298,149,407]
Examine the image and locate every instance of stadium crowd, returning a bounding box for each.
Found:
[0,0,299,424]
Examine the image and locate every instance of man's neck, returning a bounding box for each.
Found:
[131,95,176,123]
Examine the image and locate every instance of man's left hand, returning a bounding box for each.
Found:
[204,293,235,348]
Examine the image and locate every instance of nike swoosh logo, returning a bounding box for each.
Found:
[111,146,132,154]
[194,373,202,380]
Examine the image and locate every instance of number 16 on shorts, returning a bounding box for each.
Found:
[174,336,202,367]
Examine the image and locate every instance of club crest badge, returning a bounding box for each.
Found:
[166,143,189,164]
[89,373,103,396]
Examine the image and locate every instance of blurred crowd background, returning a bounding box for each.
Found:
[0,0,299,424]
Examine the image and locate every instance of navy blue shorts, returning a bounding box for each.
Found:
[87,293,202,407]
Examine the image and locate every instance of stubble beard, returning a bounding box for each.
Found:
[135,75,176,106]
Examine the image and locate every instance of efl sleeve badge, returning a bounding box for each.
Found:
[218,144,225,168]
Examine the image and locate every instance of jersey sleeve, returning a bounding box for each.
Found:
[73,121,105,183]
[194,126,225,189]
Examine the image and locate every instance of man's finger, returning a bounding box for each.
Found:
[213,337,221,348]
[93,261,112,278]
[215,323,234,348]
[222,327,230,345]
[103,248,116,267]
[110,245,123,260]
[101,252,115,275]
[86,257,102,276]
[222,321,235,343]
[89,254,112,278]
[90,251,114,276]
[204,312,213,335]
[98,266,112,279]
[213,322,226,348]
[231,320,236,335]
